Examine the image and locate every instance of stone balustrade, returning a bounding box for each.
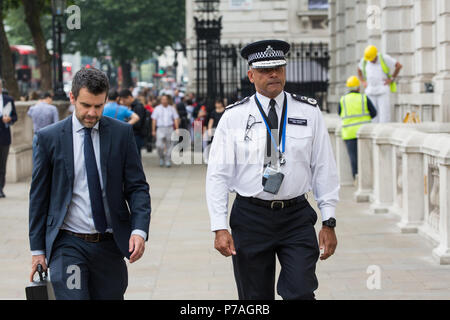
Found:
[6,100,71,183]
[325,114,450,265]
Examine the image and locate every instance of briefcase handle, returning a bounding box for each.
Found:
[37,264,48,282]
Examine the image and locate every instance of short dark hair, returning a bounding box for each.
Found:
[118,89,132,98]
[71,67,109,100]
[39,91,52,100]
[108,90,118,101]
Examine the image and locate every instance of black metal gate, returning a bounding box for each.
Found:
[193,42,330,112]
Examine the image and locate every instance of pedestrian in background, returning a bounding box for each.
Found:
[207,99,225,141]
[0,79,18,199]
[339,76,377,182]
[103,90,140,125]
[27,92,59,133]
[118,89,148,157]
[151,94,179,167]
[357,45,402,123]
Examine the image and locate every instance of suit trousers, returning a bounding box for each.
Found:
[0,144,10,191]
[49,231,128,300]
[230,196,320,300]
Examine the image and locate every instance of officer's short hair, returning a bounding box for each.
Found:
[71,67,109,101]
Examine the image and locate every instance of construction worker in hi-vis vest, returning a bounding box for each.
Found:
[357,45,402,123]
[339,76,377,181]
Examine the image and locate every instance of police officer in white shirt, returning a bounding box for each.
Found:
[206,40,339,300]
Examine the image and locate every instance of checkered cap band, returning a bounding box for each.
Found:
[247,49,285,64]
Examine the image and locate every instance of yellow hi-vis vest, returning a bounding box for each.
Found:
[339,92,372,140]
[362,53,397,93]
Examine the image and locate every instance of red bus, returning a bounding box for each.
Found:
[10,45,40,95]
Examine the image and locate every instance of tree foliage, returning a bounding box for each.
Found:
[65,0,185,64]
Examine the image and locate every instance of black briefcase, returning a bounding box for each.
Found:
[25,264,55,300]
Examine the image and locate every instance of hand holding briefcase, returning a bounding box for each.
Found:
[25,264,55,300]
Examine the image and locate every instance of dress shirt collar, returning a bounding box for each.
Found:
[255,90,285,113]
[72,113,100,133]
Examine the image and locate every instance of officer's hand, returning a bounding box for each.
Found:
[319,227,337,260]
[152,130,156,137]
[214,230,236,257]
[30,255,47,282]
[384,78,393,85]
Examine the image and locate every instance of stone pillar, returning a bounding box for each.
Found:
[354,0,368,67]
[371,125,395,213]
[381,0,414,121]
[433,0,450,122]
[328,0,338,100]
[366,0,382,47]
[335,0,346,98]
[397,131,426,233]
[6,101,71,183]
[355,123,376,202]
[412,0,436,94]
[335,125,354,186]
[432,135,450,264]
[344,0,357,77]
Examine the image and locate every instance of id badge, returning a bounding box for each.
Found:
[262,166,284,195]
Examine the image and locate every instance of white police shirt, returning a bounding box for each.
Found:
[206,91,340,232]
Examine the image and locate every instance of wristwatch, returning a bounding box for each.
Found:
[322,218,336,228]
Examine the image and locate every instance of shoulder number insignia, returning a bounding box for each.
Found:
[226,96,250,110]
[290,93,317,107]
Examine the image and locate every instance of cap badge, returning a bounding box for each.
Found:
[264,45,276,57]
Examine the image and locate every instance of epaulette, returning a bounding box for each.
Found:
[225,96,250,111]
[290,93,318,107]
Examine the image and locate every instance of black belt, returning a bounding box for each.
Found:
[62,230,114,243]
[236,194,307,210]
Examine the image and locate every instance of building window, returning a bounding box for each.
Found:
[308,0,328,10]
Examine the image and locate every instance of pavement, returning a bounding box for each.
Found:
[1,150,450,300]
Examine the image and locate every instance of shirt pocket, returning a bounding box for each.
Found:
[235,127,266,165]
[285,124,313,163]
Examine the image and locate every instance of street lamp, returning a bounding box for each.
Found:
[51,0,67,100]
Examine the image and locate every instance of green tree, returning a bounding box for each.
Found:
[21,0,53,92]
[65,0,185,88]
[0,0,20,99]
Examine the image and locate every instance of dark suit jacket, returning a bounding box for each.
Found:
[29,115,151,263]
[0,94,18,146]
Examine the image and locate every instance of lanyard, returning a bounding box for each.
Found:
[254,93,288,154]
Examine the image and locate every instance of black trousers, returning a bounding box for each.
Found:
[344,138,358,178]
[230,196,320,300]
[49,231,128,300]
[0,144,10,192]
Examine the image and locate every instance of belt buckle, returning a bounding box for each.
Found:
[270,200,284,210]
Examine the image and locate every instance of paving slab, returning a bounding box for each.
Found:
[0,151,449,299]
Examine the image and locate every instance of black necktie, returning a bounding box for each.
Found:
[84,127,107,233]
[266,99,278,160]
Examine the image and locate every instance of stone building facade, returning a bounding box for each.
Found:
[328,0,450,122]
[185,0,330,93]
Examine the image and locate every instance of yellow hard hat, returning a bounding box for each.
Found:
[364,45,378,61]
[346,76,360,88]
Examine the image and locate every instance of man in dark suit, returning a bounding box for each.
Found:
[28,68,151,299]
[0,79,18,198]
